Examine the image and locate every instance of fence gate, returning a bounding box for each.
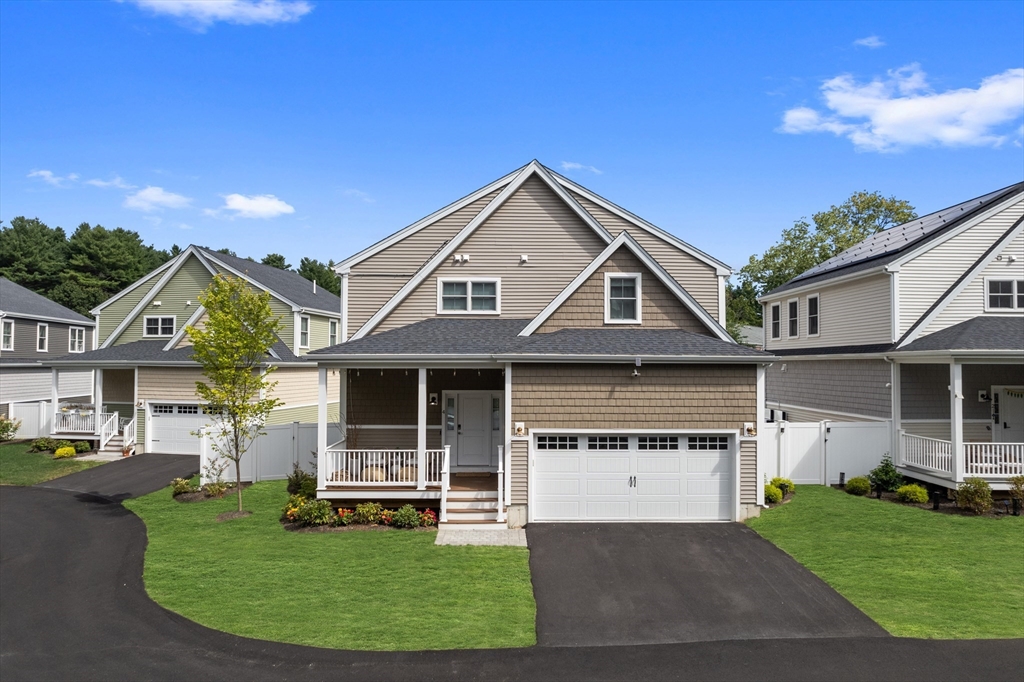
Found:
[200,422,339,484]
[761,420,891,485]
[9,401,51,439]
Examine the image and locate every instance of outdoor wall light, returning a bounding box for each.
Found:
[429,393,438,406]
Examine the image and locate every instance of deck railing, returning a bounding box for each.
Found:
[965,443,1024,477]
[53,411,96,434]
[99,411,119,449]
[900,432,953,475]
[321,448,447,487]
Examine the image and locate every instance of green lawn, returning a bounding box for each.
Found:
[746,485,1024,639]
[0,441,101,486]
[124,480,537,650]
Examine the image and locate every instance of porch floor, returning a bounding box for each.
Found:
[449,473,498,492]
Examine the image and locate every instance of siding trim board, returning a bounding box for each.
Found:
[90,258,176,315]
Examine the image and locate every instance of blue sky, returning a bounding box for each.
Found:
[1,1,1022,274]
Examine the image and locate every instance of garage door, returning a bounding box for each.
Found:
[531,434,733,521]
[150,404,210,454]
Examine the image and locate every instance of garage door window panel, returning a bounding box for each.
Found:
[638,436,679,450]
[588,435,629,450]
[537,435,578,450]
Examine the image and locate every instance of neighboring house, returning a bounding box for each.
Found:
[309,161,773,527]
[736,325,764,350]
[43,246,342,455]
[0,277,96,434]
[760,182,1024,490]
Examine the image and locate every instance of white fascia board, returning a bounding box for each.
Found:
[90,258,177,315]
[310,356,501,368]
[198,251,302,312]
[333,166,526,274]
[886,192,1024,271]
[897,218,1024,348]
[299,307,342,318]
[888,350,1024,362]
[549,169,732,275]
[519,231,733,341]
[101,246,217,349]
[0,311,95,327]
[495,354,774,364]
[163,305,206,351]
[771,352,890,361]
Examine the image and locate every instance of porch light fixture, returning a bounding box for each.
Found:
[520,254,529,264]
[429,393,438,406]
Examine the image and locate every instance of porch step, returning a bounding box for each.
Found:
[438,520,507,530]
[446,490,498,501]
[100,436,124,454]
[444,508,499,522]
[445,499,499,511]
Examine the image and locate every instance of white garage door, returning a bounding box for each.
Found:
[150,404,210,454]
[531,434,733,522]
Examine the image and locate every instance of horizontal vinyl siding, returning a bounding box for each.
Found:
[0,368,93,403]
[766,359,891,419]
[902,420,991,442]
[347,190,503,338]
[922,229,1024,337]
[268,367,321,407]
[570,192,721,318]
[118,255,212,345]
[3,318,94,359]
[764,274,892,350]
[766,402,879,423]
[135,407,146,453]
[137,366,206,402]
[901,363,1024,420]
[899,197,1024,336]
[511,439,528,505]
[99,273,163,345]
[376,176,608,332]
[536,246,711,334]
[740,440,756,505]
[266,401,339,425]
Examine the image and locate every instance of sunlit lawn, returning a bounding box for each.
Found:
[0,441,101,486]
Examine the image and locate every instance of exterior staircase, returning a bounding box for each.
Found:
[440,488,505,529]
[100,434,126,456]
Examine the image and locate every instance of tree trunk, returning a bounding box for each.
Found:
[235,457,243,512]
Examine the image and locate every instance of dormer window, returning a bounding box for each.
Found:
[605,273,641,324]
[144,316,175,337]
[437,278,500,314]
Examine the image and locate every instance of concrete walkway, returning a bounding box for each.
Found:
[435,527,528,546]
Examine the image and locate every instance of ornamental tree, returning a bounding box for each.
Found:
[187,274,283,512]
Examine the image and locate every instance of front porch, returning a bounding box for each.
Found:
[49,367,138,455]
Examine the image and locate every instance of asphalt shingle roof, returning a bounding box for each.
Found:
[769,182,1024,295]
[896,316,1024,353]
[309,318,770,359]
[44,337,299,365]
[195,247,341,313]
[0,277,94,324]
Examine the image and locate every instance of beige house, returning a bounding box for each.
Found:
[44,246,341,455]
[311,161,773,527]
[760,181,1024,490]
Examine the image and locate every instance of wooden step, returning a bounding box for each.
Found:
[446,499,498,511]
[446,490,498,501]
[444,508,498,521]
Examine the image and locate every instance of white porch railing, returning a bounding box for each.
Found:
[53,411,96,434]
[496,445,505,523]
[900,431,953,475]
[440,445,451,523]
[965,443,1024,477]
[322,448,447,486]
[123,418,137,452]
[99,411,119,449]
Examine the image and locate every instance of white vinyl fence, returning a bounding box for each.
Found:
[200,422,341,485]
[8,401,52,439]
[762,420,891,485]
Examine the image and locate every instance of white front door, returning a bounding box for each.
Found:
[150,403,209,454]
[993,387,1024,443]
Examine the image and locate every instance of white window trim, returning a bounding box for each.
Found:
[329,319,338,346]
[806,293,820,338]
[1,319,13,351]
[983,277,1024,313]
[69,326,86,353]
[435,277,501,315]
[787,298,799,339]
[299,315,311,348]
[770,303,781,340]
[36,323,48,352]
[143,315,177,338]
[604,272,643,324]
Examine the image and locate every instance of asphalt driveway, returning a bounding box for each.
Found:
[527,523,888,647]
[35,452,199,500]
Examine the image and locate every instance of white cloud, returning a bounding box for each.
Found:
[341,188,374,203]
[208,193,295,219]
[124,0,313,29]
[86,175,136,189]
[124,186,193,211]
[560,161,603,175]
[853,35,885,49]
[27,170,78,187]
[779,64,1024,152]
[178,223,194,230]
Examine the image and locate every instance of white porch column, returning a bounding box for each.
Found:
[50,368,59,434]
[93,368,104,435]
[340,273,350,342]
[950,360,964,482]
[417,367,427,490]
[317,365,328,463]
[891,360,901,465]
[755,364,766,506]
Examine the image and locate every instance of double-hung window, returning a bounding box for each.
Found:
[329,319,338,346]
[299,316,310,348]
[69,327,85,353]
[437,278,500,314]
[807,294,819,337]
[1,320,12,351]
[787,299,799,338]
[36,323,48,352]
[605,273,641,323]
[144,316,175,337]
[770,303,781,340]
[985,279,1024,310]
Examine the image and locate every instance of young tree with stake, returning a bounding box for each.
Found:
[187,274,283,512]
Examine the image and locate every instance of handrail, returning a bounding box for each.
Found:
[496,445,505,523]
[100,411,119,449]
[53,411,96,434]
[123,418,137,452]
[504,442,512,509]
[901,432,953,475]
[321,448,446,486]
[440,445,451,523]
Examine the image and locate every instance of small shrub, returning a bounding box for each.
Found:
[282,494,307,522]
[895,483,929,504]
[203,480,229,498]
[845,476,871,496]
[380,509,395,526]
[171,477,198,496]
[337,508,355,525]
[764,484,783,504]
[54,439,73,452]
[298,478,317,499]
[30,437,57,452]
[0,415,21,441]
[1008,475,1024,505]
[869,454,904,492]
[286,464,316,495]
[354,501,383,525]
[297,499,334,526]
[391,504,420,528]
[53,446,77,459]
[419,508,437,527]
[73,441,91,453]
[956,478,992,515]
[770,477,795,495]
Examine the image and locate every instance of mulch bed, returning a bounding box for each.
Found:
[173,482,252,503]
[281,521,437,533]
[830,484,1022,518]
[216,510,253,522]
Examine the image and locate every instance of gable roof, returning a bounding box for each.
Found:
[45,336,300,367]
[0,277,94,325]
[893,316,1023,354]
[767,182,1024,296]
[519,231,732,341]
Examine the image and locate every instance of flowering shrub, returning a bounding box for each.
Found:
[297,499,334,526]
[354,502,383,525]
[379,509,395,526]
[282,494,307,522]
[0,415,21,442]
[171,477,199,496]
[419,508,437,527]
[53,446,77,459]
[337,508,355,525]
